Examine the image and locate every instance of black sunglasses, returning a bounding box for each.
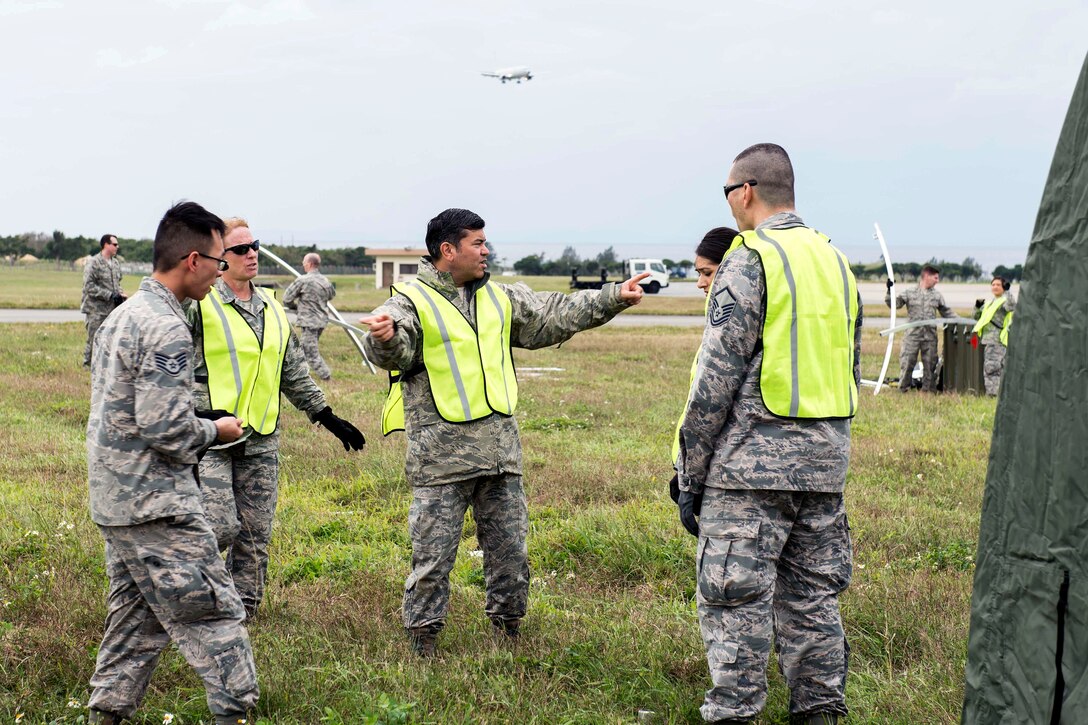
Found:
[723,179,757,199]
[225,239,261,255]
[189,251,229,272]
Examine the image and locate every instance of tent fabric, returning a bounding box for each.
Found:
[963,52,1088,723]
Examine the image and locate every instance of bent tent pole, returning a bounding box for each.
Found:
[258,247,377,374]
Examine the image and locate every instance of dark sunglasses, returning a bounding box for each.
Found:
[723,179,757,199]
[188,251,229,272]
[225,239,261,255]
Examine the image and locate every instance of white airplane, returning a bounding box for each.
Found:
[481,66,533,84]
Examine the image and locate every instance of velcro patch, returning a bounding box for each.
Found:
[153,351,188,377]
[709,286,737,327]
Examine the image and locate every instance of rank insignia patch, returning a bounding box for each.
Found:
[709,286,737,327]
[153,351,188,377]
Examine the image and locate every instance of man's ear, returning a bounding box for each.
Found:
[440,241,456,261]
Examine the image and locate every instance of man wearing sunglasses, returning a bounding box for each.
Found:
[677,144,860,725]
[186,217,365,620]
[80,234,126,368]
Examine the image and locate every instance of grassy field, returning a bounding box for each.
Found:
[0,318,989,723]
[0,265,969,320]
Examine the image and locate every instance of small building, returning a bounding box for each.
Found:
[367,247,428,289]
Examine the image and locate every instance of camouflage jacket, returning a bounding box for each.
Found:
[886,284,956,340]
[283,271,336,329]
[677,212,863,495]
[185,278,328,455]
[87,277,219,526]
[81,252,122,314]
[363,257,631,486]
[973,291,1016,343]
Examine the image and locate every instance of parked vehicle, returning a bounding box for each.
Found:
[569,258,670,293]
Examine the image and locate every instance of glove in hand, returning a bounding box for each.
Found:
[195,409,233,421]
[975,298,985,308]
[669,472,680,504]
[315,406,366,451]
[886,278,894,290]
[678,490,703,537]
[111,293,126,307]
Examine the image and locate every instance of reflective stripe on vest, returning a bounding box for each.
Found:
[999,310,1013,347]
[972,297,1008,338]
[742,227,859,420]
[381,280,517,434]
[200,287,289,435]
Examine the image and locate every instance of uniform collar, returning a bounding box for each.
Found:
[755,211,806,231]
[214,277,263,307]
[140,277,188,322]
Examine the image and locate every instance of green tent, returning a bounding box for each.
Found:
[963,52,1088,723]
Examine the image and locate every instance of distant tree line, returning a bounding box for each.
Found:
[513,246,695,276]
[0,231,376,270]
[850,256,997,282]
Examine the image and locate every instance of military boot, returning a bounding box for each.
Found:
[790,712,839,725]
[408,628,438,658]
[215,713,253,725]
[88,710,124,725]
[490,617,520,642]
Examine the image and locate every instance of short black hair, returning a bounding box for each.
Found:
[152,201,226,273]
[922,264,940,276]
[732,143,795,208]
[425,208,485,258]
[100,234,116,249]
[695,227,740,265]
[994,275,1011,291]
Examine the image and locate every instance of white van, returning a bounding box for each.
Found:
[623,259,670,294]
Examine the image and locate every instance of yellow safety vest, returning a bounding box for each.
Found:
[671,234,744,464]
[972,297,1011,343]
[742,226,859,420]
[381,280,517,435]
[999,311,1013,347]
[200,287,290,435]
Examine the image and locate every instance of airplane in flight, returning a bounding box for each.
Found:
[481,66,533,84]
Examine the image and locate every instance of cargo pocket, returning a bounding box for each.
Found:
[207,637,259,700]
[140,551,242,624]
[697,518,767,606]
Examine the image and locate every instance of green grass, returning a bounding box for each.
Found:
[0,321,990,723]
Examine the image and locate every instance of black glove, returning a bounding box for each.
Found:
[668,472,680,504]
[886,278,894,290]
[111,293,125,307]
[195,409,234,420]
[678,490,702,537]
[314,406,366,451]
[975,298,985,309]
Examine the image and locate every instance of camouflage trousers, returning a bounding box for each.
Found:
[982,342,1006,396]
[199,448,280,617]
[899,331,938,392]
[297,326,331,380]
[83,310,111,367]
[89,515,258,719]
[403,473,530,632]
[696,488,851,722]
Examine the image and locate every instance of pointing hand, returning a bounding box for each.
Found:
[619,272,652,305]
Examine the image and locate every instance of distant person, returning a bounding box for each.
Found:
[283,252,336,380]
[886,264,956,392]
[81,234,125,368]
[973,275,1016,396]
[669,226,739,504]
[187,218,365,620]
[677,144,860,724]
[360,208,650,657]
[86,202,258,725]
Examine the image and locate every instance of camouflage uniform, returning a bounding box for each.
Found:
[886,284,956,392]
[283,270,336,380]
[363,258,630,634]
[81,251,123,367]
[677,212,861,723]
[87,278,258,720]
[187,279,328,616]
[974,291,1016,396]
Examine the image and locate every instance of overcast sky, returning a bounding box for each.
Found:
[1,0,1085,270]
